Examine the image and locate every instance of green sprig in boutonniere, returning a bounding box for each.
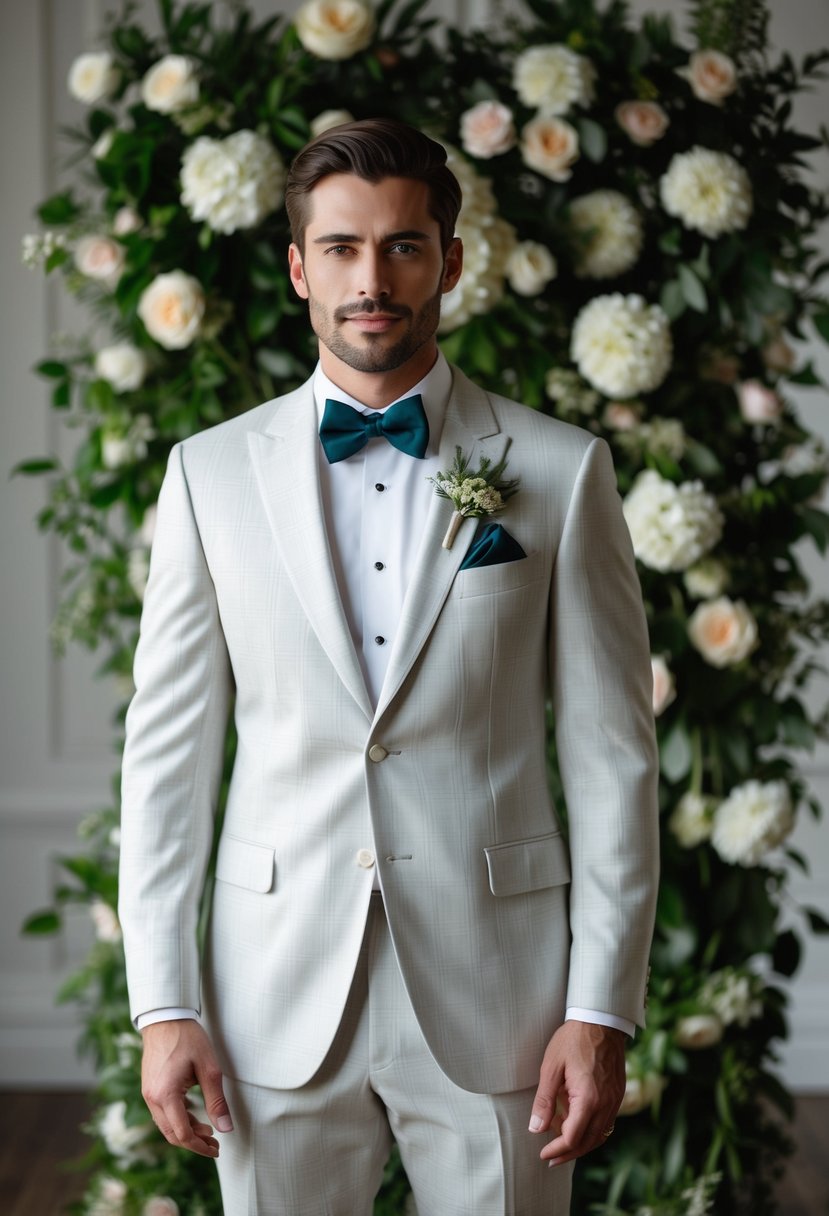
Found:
[429,444,520,550]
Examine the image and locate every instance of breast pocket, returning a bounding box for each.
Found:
[455,549,544,598]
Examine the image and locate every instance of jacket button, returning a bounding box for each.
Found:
[356,848,375,868]
[368,744,388,762]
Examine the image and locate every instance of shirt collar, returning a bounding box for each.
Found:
[313,351,452,458]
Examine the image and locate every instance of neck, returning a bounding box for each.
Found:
[318,341,439,408]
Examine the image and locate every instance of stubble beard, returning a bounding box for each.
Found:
[307,286,443,375]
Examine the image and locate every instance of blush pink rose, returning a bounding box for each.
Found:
[460,101,516,159]
[614,100,669,147]
[737,379,783,423]
[685,49,737,105]
[520,116,579,182]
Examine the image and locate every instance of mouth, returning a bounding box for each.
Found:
[345,314,402,333]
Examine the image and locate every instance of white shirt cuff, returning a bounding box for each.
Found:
[135,1007,202,1031]
[565,1006,635,1038]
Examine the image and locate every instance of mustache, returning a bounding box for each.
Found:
[335,300,411,321]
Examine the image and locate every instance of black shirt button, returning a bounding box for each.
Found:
[375,636,385,645]
[375,483,385,492]
[374,561,385,570]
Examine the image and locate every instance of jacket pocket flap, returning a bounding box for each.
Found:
[484,831,571,897]
[215,835,275,893]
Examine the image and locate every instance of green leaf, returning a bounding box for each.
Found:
[801,506,829,555]
[36,359,68,379]
[12,458,58,476]
[806,907,829,934]
[660,279,686,321]
[772,929,801,977]
[678,264,708,313]
[576,117,607,163]
[37,191,79,225]
[788,360,823,386]
[22,909,62,935]
[660,719,693,781]
[813,310,829,343]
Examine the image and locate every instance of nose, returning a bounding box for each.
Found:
[358,250,390,301]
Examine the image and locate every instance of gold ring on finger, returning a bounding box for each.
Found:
[601,1124,615,1138]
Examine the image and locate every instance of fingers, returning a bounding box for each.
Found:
[140,1019,233,1157]
[539,1091,616,1165]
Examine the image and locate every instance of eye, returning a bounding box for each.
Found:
[389,242,418,255]
[324,245,353,256]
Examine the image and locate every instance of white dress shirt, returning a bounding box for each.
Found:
[136,352,633,1038]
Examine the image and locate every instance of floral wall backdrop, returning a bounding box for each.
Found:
[5,0,829,1213]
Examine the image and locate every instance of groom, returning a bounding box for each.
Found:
[119,118,659,1215]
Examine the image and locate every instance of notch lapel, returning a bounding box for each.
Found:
[247,384,373,722]
[374,369,511,722]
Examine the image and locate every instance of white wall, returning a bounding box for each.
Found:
[0,0,827,1089]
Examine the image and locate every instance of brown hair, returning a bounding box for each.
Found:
[285,118,462,253]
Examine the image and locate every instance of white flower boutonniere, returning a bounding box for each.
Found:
[429,444,520,550]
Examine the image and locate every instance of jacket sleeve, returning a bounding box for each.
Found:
[118,442,233,1021]
[549,436,659,1028]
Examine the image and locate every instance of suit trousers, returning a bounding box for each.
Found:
[214,893,574,1215]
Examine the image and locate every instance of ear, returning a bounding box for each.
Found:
[441,237,463,294]
[288,243,309,300]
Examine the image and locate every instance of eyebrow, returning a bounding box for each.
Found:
[312,229,433,245]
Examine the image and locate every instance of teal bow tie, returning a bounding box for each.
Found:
[319,394,429,463]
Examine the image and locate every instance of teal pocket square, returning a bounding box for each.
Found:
[460,522,526,571]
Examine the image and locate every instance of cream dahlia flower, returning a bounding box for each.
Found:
[571,293,672,398]
[660,146,752,238]
[181,130,285,234]
[568,190,644,279]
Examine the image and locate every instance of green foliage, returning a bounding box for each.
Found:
[19,0,829,1213]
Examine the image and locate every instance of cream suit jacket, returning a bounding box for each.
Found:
[119,364,659,1095]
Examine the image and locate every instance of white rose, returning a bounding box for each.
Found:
[618,1066,666,1116]
[138,270,205,349]
[711,779,794,866]
[669,792,716,848]
[310,109,355,137]
[683,557,728,600]
[571,294,673,399]
[660,146,753,239]
[614,100,670,146]
[688,596,758,667]
[181,130,285,234]
[675,1014,724,1049]
[94,343,147,392]
[74,235,125,285]
[113,206,143,235]
[520,116,579,182]
[141,55,199,114]
[294,0,375,60]
[684,49,737,105]
[101,415,155,470]
[143,1200,180,1216]
[90,899,122,943]
[651,656,676,716]
[99,1100,155,1166]
[737,379,783,423]
[68,51,118,105]
[513,44,595,114]
[460,101,516,159]
[568,190,643,279]
[623,470,722,573]
[506,241,557,296]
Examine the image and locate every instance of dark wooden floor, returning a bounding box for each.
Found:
[1,1092,827,1214]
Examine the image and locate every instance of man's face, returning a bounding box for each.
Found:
[288,174,462,381]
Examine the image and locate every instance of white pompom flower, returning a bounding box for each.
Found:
[568,190,644,279]
[623,470,723,573]
[512,44,595,115]
[660,146,752,239]
[571,293,672,399]
[181,130,285,234]
[711,779,794,867]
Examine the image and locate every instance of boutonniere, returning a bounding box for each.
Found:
[429,443,520,550]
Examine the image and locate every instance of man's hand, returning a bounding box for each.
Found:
[141,1019,234,1158]
[528,1021,626,1166]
